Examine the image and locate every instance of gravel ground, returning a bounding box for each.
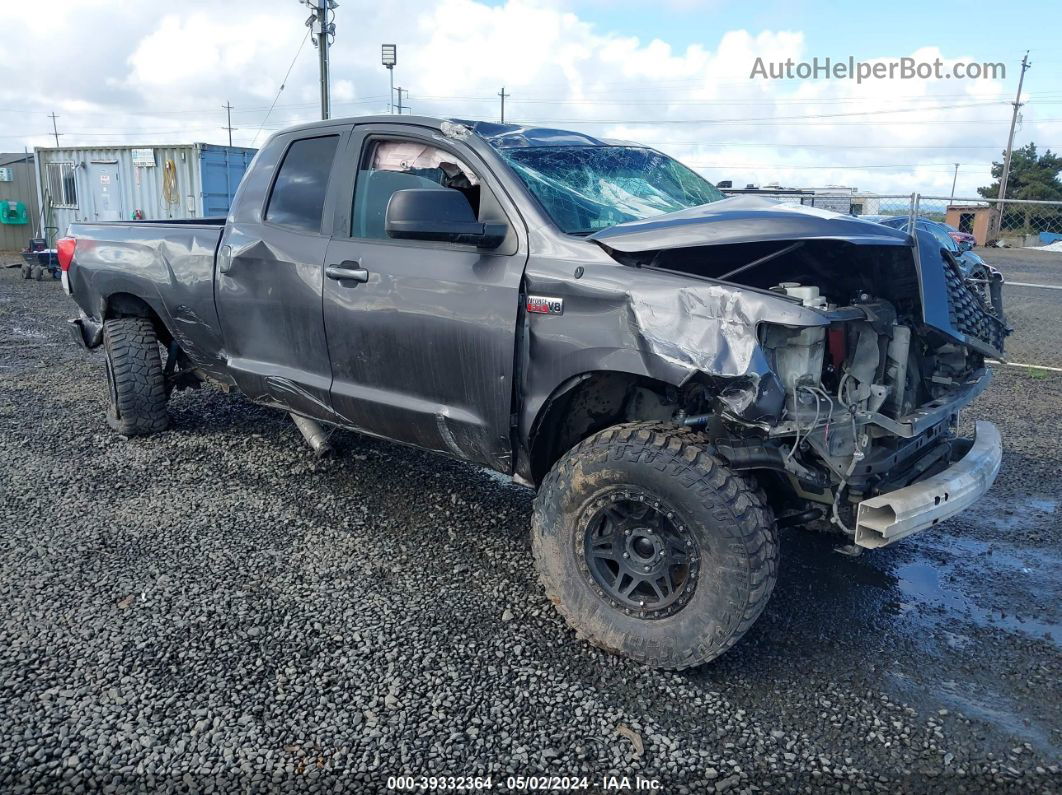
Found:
[0,265,1059,794]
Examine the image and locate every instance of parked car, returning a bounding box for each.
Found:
[59,116,1007,669]
[873,216,1003,307]
[940,221,976,251]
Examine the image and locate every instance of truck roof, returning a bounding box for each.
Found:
[274,115,634,150]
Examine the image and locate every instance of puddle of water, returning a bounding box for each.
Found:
[893,558,1060,647]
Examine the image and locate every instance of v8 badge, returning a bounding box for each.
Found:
[526,295,564,315]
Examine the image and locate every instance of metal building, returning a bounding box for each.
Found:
[0,152,41,254]
[33,143,256,244]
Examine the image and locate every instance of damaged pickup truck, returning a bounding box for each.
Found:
[60,116,1008,669]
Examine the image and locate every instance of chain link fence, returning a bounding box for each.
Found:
[720,189,1062,373]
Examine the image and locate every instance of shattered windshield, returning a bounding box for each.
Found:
[499,146,725,235]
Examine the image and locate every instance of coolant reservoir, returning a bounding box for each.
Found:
[773,282,828,309]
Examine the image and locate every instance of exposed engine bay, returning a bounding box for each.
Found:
[606,230,1009,541]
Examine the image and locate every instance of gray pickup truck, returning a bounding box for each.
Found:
[60,116,1007,669]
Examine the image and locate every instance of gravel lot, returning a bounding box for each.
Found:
[1,264,1059,793]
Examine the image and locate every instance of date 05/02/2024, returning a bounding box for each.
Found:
[386,775,663,790]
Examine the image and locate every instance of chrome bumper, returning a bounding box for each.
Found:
[854,421,1002,549]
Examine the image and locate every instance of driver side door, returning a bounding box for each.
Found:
[322,123,527,470]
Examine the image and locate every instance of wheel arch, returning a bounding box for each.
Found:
[103,292,173,346]
[524,369,684,485]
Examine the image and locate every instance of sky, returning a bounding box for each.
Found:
[1,0,1059,196]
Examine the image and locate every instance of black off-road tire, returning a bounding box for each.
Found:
[531,422,778,670]
[102,317,170,435]
[20,263,32,279]
[33,265,45,281]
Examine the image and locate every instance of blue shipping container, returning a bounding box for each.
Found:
[199,144,257,217]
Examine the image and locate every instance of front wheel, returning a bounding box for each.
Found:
[531,423,778,670]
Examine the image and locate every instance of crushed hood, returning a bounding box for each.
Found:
[588,195,911,252]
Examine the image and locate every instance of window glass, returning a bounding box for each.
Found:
[265,135,339,232]
[352,140,480,239]
[498,146,725,235]
[46,163,78,208]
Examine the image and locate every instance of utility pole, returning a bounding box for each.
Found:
[48,113,62,147]
[995,51,1031,233]
[305,0,336,120]
[498,87,509,124]
[395,87,408,115]
[222,101,236,146]
[950,163,959,202]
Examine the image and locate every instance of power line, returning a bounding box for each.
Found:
[251,29,312,146]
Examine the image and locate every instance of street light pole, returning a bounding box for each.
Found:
[381,44,397,114]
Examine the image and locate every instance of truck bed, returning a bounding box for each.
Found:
[65,221,231,381]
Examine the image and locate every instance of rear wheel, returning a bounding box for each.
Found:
[531,422,778,670]
[32,265,45,281]
[102,317,170,435]
[20,263,31,279]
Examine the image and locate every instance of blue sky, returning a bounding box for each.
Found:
[564,0,1056,73]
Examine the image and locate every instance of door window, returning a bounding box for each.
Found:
[352,139,480,239]
[265,135,340,232]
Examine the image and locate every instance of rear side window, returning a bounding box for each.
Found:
[265,135,339,232]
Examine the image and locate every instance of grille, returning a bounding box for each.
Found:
[943,264,1008,354]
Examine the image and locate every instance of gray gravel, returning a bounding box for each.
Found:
[1,265,1059,793]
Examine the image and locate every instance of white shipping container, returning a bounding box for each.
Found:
[34,142,256,241]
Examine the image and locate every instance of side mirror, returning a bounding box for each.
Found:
[385,188,507,249]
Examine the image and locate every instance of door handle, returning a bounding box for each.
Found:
[326,263,369,284]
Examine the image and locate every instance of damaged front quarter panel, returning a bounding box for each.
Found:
[520,248,831,441]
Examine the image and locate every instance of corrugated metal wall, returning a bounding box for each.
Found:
[0,155,40,253]
[34,143,257,243]
[200,145,257,216]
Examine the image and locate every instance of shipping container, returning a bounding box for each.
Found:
[33,143,256,244]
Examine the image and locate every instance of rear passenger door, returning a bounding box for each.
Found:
[321,124,527,470]
[215,129,346,420]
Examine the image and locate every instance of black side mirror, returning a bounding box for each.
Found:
[385,188,507,249]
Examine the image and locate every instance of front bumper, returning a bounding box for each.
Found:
[854,421,1002,549]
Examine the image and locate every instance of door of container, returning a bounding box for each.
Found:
[200,147,255,217]
[87,162,122,221]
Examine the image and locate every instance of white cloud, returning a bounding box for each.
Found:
[0,0,1041,196]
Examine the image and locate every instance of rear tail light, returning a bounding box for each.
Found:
[57,237,76,272]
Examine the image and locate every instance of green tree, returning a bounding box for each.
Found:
[978,143,1062,200]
